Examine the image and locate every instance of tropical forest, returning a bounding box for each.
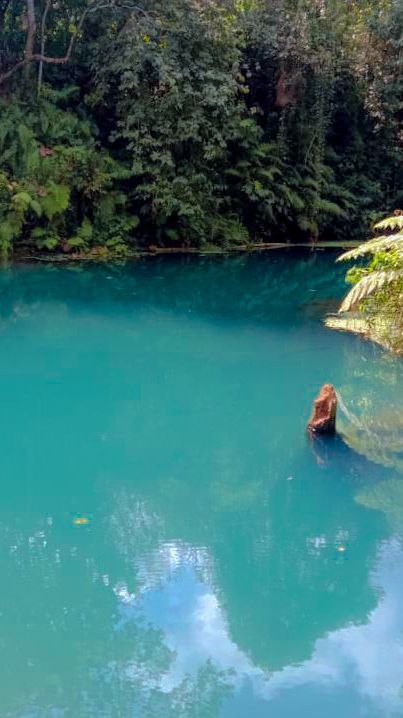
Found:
[0,0,402,253]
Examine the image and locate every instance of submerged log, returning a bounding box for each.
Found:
[308,384,337,436]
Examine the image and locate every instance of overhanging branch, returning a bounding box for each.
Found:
[0,0,148,87]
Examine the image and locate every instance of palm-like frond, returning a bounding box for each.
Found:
[337,233,403,262]
[374,216,403,232]
[339,270,403,313]
[313,198,348,217]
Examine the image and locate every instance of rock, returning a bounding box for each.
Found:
[308,384,337,436]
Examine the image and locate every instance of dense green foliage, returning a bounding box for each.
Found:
[0,0,402,256]
[335,213,403,352]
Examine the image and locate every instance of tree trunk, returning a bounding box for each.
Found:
[307,384,337,436]
[24,0,37,79]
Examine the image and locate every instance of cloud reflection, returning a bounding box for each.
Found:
[114,537,403,716]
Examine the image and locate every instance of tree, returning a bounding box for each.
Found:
[0,0,402,255]
[0,0,148,90]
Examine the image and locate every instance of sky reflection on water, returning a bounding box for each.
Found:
[0,256,402,717]
[111,535,403,718]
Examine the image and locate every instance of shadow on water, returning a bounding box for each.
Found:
[0,250,347,327]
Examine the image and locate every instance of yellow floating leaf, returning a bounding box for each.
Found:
[73,517,90,526]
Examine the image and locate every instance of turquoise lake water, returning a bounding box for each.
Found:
[1,252,403,717]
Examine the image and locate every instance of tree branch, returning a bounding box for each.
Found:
[0,0,148,87]
[37,0,52,95]
[0,59,27,85]
[0,0,90,86]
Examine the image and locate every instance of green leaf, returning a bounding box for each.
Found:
[40,183,70,220]
[30,199,42,217]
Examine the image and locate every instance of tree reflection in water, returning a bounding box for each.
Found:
[0,256,402,716]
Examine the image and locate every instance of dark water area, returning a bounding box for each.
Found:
[0,251,402,717]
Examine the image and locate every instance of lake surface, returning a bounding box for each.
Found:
[1,251,403,717]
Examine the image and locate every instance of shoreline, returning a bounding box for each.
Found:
[12,240,360,264]
[325,314,403,356]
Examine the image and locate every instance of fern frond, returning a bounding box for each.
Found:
[279,185,305,210]
[225,168,243,178]
[337,234,403,262]
[327,183,355,202]
[40,182,70,219]
[303,178,321,191]
[374,216,403,232]
[339,270,403,313]
[313,198,347,217]
[258,168,282,181]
